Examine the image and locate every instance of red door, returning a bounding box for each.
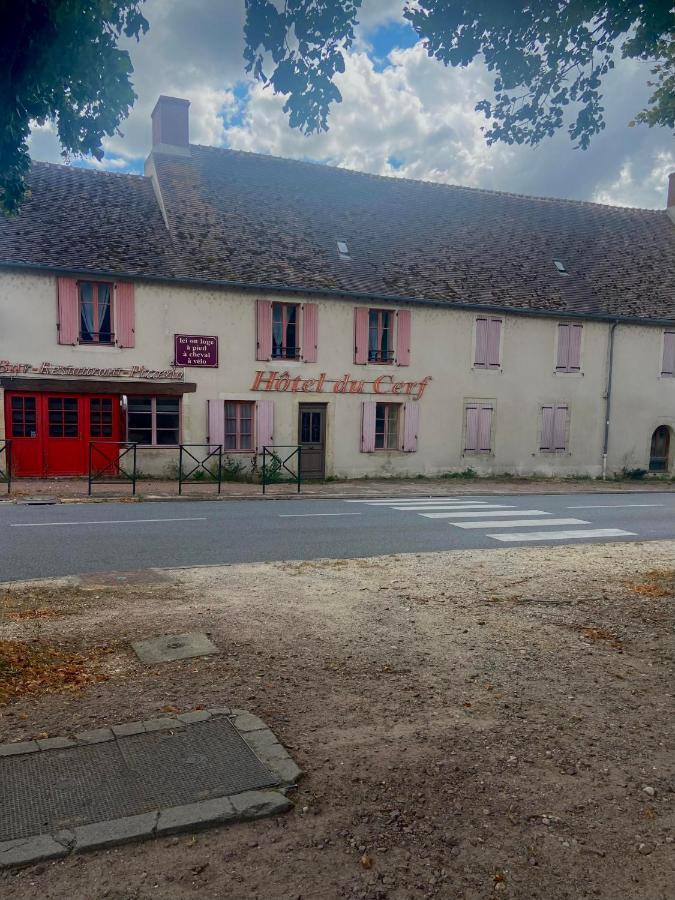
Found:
[5,392,121,477]
[6,394,42,476]
[43,395,87,475]
[88,396,121,475]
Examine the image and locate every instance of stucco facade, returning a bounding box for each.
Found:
[1,269,673,479]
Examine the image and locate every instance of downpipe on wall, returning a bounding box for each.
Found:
[602,321,619,480]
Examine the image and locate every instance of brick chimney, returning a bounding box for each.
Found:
[151,96,190,152]
[668,173,675,224]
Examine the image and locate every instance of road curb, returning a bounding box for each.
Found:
[1,485,672,506]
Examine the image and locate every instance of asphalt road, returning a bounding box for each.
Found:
[0,491,673,582]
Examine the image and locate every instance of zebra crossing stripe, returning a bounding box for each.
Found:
[390,503,511,511]
[451,517,590,529]
[421,509,550,519]
[489,528,636,542]
[344,498,466,504]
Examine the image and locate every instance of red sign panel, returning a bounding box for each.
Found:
[174,335,219,368]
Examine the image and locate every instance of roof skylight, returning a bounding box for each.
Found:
[554,259,569,275]
[337,240,351,260]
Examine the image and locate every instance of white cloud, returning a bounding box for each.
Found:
[26,0,673,209]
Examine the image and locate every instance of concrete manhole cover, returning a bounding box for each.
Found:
[131,632,219,664]
[0,709,301,867]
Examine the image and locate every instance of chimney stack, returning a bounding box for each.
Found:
[151,96,190,153]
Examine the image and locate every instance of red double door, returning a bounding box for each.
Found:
[5,392,121,477]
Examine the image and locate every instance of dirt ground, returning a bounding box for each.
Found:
[0,541,673,900]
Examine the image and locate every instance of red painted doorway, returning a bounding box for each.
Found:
[5,392,121,477]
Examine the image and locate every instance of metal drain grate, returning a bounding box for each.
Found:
[0,719,278,841]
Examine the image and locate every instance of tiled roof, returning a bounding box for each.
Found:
[0,162,173,277]
[1,148,673,323]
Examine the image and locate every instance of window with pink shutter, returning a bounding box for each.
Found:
[401,402,419,452]
[302,303,318,362]
[464,402,493,453]
[474,317,502,368]
[256,300,273,361]
[56,277,79,345]
[115,282,135,348]
[207,399,225,450]
[396,309,411,366]
[556,323,582,372]
[540,404,569,451]
[354,308,369,364]
[255,399,274,453]
[661,330,674,377]
[360,401,377,452]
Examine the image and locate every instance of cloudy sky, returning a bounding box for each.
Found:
[29,0,674,209]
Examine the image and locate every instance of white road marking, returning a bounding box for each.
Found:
[390,503,511,511]
[420,509,550,519]
[344,498,466,504]
[10,517,208,528]
[489,528,636,542]
[566,503,663,509]
[452,518,590,529]
[278,512,362,518]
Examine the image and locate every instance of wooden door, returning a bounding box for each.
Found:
[5,393,41,476]
[298,404,326,479]
[43,395,87,475]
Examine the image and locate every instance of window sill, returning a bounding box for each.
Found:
[554,370,584,377]
[472,366,502,374]
[73,343,122,353]
[130,444,180,449]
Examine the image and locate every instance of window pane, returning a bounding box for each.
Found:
[80,282,95,342]
[386,405,399,448]
[272,304,283,357]
[97,284,112,342]
[128,397,152,414]
[128,426,152,444]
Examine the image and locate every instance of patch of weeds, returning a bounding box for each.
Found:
[617,467,647,480]
[441,468,477,479]
[0,640,113,704]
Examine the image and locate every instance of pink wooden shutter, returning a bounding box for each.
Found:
[477,404,493,452]
[255,399,274,452]
[540,405,554,450]
[474,317,488,367]
[662,331,675,376]
[464,404,479,451]
[487,318,502,368]
[115,282,135,348]
[396,309,411,366]
[401,402,419,452]
[57,277,79,345]
[553,404,569,451]
[361,401,376,452]
[256,300,272,361]
[556,324,570,370]
[207,400,225,450]
[568,324,582,370]
[354,307,369,364]
[302,303,318,362]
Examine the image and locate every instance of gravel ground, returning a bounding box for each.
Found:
[0,541,673,899]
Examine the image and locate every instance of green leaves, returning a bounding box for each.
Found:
[244,0,362,134]
[0,0,148,215]
[243,0,674,150]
